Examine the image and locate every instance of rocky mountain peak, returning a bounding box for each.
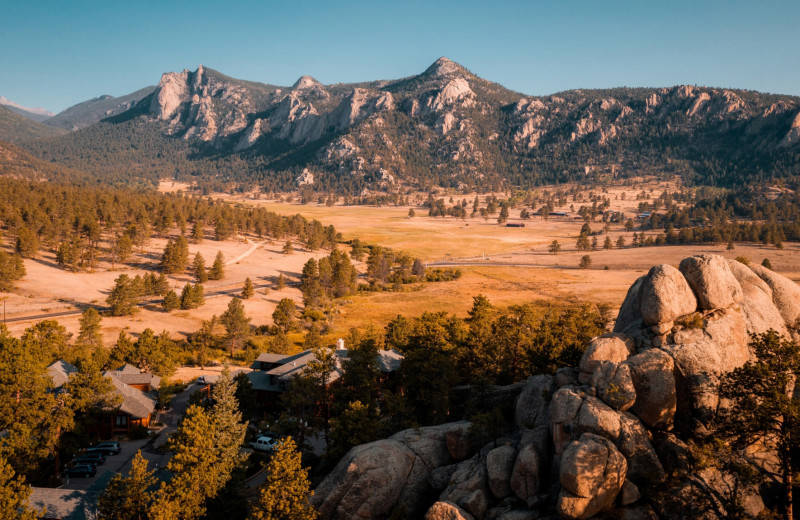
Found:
[423,56,468,78]
[293,75,324,90]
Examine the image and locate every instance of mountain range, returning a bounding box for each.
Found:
[3,57,800,192]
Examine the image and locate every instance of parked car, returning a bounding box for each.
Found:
[73,453,105,466]
[196,376,206,384]
[87,442,120,456]
[64,464,97,478]
[249,435,278,452]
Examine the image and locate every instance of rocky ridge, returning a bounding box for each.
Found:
[311,254,800,520]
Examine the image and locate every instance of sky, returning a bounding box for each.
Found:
[1,0,799,113]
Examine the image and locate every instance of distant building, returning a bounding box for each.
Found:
[108,364,161,392]
[247,347,404,400]
[505,223,525,228]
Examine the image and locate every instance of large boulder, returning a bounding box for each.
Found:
[614,276,645,334]
[679,254,743,310]
[425,501,475,520]
[312,440,415,520]
[549,387,584,455]
[486,445,517,499]
[662,308,750,422]
[639,264,698,326]
[557,433,627,520]
[440,457,491,519]
[616,413,666,485]
[314,423,468,519]
[578,334,635,383]
[576,396,621,441]
[510,444,543,500]
[727,259,790,337]
[748,263,800,329]
[592,361,637,411]
[623,349,676,429]
[515,375,554,429]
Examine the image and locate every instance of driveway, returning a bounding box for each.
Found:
[60,382,200,490]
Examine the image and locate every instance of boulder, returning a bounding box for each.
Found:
[576,396,621,441]
[314,422,467,519]
[727,259,790,337]
[557,433,627,520]
[312,440,415,520]
[578,334,635,383]
[425,501,475,520]
[623,349,676,428]
[620,479,641,505]
[592,361,636,411]
[639,264,698,326]
[446,423,478,461]
[510,444,543,500]
[678,254,743,310]
[748,263,800,328]
[662,309,749,422]
[459,490,489,519]
[515,375,554,429]
[486,445,517,499]
[614,276,645,334]
[429,464,459,490]
[549,388,584,425]
[616,413,665,485]
[496,511,538,520]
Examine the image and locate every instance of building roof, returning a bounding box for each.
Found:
[246,370,280,392]
[202,369,249,385]
[253,353,290,364]
[111,364,161,390]
[29,488,98,520]
[47,360,78,389]
[376,349,404,373]
[102,372,156,419]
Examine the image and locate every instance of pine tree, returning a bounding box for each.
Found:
[76,308,103,351]
[15,227,39,259]
[273,299,296,333]
[107,274,141,316]
[192,221,204,242]
[209,251,225,280]
[250,438,318,520]
[208,366,248,493]
[193,252,208,283]
[603,236,613,250]
[282,240,294,255]
[97,451,155,520]
[0,251,26,291]
[0,456,38,520]
[162,290,180,312]
[111,233,133,267]
[221,298,251,356]
[242,278,255,299]
[548,240,561,255]
[276,273,286,290]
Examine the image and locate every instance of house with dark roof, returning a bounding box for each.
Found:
[109,364,161,392]
[47,360,78,389]
[247,347,404,401]
[101,370,157,435]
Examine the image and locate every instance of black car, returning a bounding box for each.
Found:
[87,441,120,456]
[73,453,105,466]
[64,464,97,478]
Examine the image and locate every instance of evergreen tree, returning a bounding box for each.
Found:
[327,401,381,465]
[300,259,323,308]
[180,283,205,310]
[242,277,255,299]
[209,251,225,280]
[76,308,103,351]
[548,240,561,254]
[0,251,26,292]
[162,290,180,312]
[272,299,296,333]
[109,331,135,369]
[107,274,141,316]
[711,331,800,520]
[276,273,286,290]
[193,252,208,283]
[603,236,613,250]
[111,233,133,267]
[579,255,592,269]
[15,227,39,259]
[97,451,155,520]
[250,438,318,520]
[221,298,251,356]
[0,456,38,520]
[161,236,189,274]
[282,241,294,255]
[191,221,204,242]
[208,367,248,493]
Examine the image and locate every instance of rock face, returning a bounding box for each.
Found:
[557,433,627,520]
[639,264,698,326]
[313,255,798,520]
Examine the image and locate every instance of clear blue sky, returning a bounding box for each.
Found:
[1,0,798,113]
